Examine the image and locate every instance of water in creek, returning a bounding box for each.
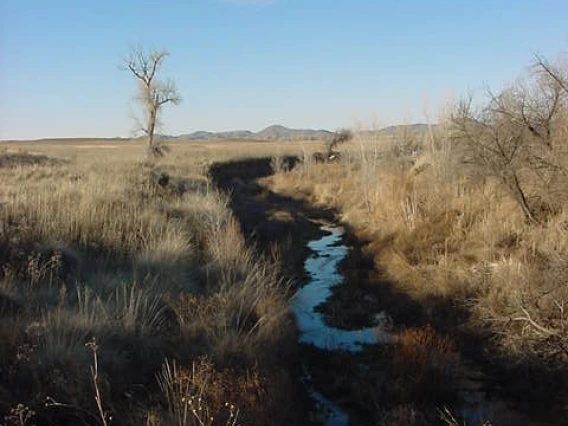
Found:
[291,226,390,425]
[292,226,391,352]
[291,225,494,426]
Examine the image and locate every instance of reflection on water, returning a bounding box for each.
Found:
[292,226,390,352]
[292,226,388,426]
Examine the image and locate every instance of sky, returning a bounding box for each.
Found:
[1,0,567,140]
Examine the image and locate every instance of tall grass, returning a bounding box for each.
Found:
[0,148,296,425]
[268,56,568,370]
[271,116,568,359]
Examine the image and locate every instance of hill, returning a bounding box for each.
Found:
[175,125,333,141]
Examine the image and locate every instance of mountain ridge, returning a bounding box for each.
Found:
[170,123,432,141]
[0,124,434,143]
[173,125,334,141]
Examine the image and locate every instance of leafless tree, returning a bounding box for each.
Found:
[452,54,568,222]
[124,47,181,157]
[326,128,353,158]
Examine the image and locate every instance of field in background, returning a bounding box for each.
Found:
[0,137,319,160]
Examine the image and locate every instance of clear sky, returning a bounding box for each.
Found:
[1,0,567,139]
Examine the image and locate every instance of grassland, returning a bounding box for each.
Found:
[0,140,317,426]
[2,125,567,425]
[1,54,566,426]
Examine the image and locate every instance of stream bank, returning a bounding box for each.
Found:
[210,157,562,426]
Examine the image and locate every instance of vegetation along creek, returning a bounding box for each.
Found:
[210,156,566,426]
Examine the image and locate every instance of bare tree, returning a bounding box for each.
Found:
[452,54,568,222]
[326,128,353,158]
[125,47,181,157]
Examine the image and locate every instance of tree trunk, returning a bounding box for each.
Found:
[509,174,537,223]
[147,108,157,157]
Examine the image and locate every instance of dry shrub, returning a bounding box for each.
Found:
[452,55,568,222]
[205,218,250,280]
[389,326,458,400]
[266,55,568,364]
[156,358,290,426]
[473,254,568,360]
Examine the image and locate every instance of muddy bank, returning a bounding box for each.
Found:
[210,157,342,422]
[209,157,335,281]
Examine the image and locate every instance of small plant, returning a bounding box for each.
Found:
[4,404,36,426]
[157,359,239,426]
[270,155,288,174]
[86,338,110,426]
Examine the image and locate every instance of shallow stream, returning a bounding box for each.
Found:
[291,226,391,425]
[291,225,492,426]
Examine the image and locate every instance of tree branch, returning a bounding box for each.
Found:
[534,54,568,95]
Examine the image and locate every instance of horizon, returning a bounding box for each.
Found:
[0,122,433,142]
[1,0,567,140]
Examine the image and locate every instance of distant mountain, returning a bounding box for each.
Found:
[378,123,431,136]
[171,123,434,141]
[255,125,333,140]
[256,125,295,139]
[174,125,333,141]
[357,124,432,138]
[0,123,438,144]
[183,131,214,139]
[215,130,255,139]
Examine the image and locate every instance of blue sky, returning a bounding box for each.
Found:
[1,0,567,139]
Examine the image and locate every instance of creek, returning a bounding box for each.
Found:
[291,225,392,425]
[292,225,492,426]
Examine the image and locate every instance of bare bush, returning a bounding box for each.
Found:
[452,55,568,222]
[326,128,353,158]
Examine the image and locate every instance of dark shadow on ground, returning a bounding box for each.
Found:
[210,157,333,281]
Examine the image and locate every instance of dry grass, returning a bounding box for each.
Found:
[390,326,458,391]
[264,59,568,424]
[269,112,568,362]
[0,141,305,425]
[264,118,568,423]
[154,357,292,426]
